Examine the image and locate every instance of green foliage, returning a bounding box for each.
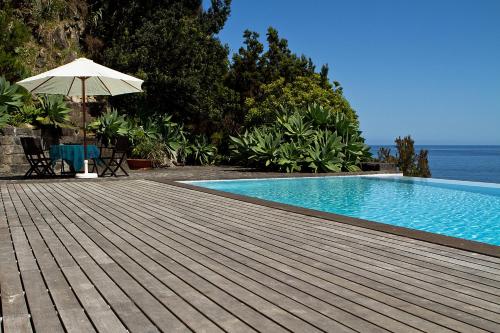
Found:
[0,109,9,129]
[130,138,170,167]
[88,109,128,146]
[245,75,357,126]
[378,136,432,177]
[0,76,40,127]
[9,104,43,127]
[90,0,234,134]
[305,130,343,172]
[186,135,218,165]
[230,104,370,173]
[36,95,73,128]
[0,5,30,81]
[226,27,357,130]
[0,76,25,113]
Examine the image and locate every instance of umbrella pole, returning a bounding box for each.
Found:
[75,76,98,178]
[82,77,87,160]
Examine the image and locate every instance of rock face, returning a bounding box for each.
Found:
[18,1,88,76]
[0,120,85,176]
[0,127,41,175]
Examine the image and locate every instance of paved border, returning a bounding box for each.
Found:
[155,180,500,259]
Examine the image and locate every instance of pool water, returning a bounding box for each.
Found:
[186,176,500,246]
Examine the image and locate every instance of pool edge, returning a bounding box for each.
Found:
[153,179,500,259]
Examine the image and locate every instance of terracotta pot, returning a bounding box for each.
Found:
[127,158,153,170]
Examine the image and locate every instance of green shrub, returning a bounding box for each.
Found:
[230,103,370,173]
[0,76,25,116]
[377,136,432,177]
[36,95,73,128]
[245,75,357,126]
[89,109,128,146]
[186,135,218,165]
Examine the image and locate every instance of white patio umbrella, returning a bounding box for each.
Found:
[17,58,143,178]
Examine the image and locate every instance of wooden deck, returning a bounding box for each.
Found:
[1,179,499,333]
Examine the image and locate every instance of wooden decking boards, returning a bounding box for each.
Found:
[0,179,498,333]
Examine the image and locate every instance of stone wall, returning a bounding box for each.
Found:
[0,127,41,175]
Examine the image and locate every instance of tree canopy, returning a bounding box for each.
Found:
[1,0,361,138]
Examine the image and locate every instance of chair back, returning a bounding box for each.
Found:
[114,136,129,153]
[20,137,44,156]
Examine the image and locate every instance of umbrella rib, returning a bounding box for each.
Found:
[66,77,76,96]
[29,76,55,93]
[97,77,113,95]
[120,79,142,92]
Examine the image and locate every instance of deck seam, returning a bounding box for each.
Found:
[109,181,500,315]
[70,181,494,333]
[158,180,500,258]
[50,182,333,333]
[22,183,162,333]
[133,181,500,294]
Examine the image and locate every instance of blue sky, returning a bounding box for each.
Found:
[215,0,500,145]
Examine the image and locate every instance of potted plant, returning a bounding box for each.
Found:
[128,138,170,170]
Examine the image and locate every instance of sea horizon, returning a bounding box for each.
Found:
[370,144,500,184]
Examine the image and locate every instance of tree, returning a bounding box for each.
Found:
[226,27,357,130]
[245,74,358,126]
[261,27,315,83]
[393,135,431,177]
[88,0,235,134]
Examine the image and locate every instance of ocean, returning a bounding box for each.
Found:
[370,145,500,184]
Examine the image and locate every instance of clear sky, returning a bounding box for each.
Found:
[215,0,500,145]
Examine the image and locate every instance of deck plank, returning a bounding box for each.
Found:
[75,180,500,333]
[21,183,160,333]
[130,181,500,299]
[1,179,499,333]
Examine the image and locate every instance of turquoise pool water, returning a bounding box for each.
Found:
[186,176,500,246]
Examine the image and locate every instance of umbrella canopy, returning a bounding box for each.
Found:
[17,58,143,96]
[16,57,143,178]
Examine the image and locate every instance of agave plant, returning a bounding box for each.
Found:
[88,108,128,145]
[304,103,332,128]
[0,76,24,114]
[305,130,344,172]
[277,142,302,172]
[249,127,282,167]
[229,130,257,162]
[36,95,73,128]
[0,110,10,129]
[188,135,217,165]
[277,112,314,141]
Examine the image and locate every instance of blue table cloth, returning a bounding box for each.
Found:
[50,144,100,171]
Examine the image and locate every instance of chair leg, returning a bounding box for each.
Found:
[24,166,35,178]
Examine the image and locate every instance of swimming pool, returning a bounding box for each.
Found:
[185,175,500,246]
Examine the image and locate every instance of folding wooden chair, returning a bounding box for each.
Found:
[20,137,56,178]
[98,136,129,177]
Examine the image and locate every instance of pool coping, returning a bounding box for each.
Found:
[153,179,500,258]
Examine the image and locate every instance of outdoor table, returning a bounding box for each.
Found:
[50,144,100,173]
